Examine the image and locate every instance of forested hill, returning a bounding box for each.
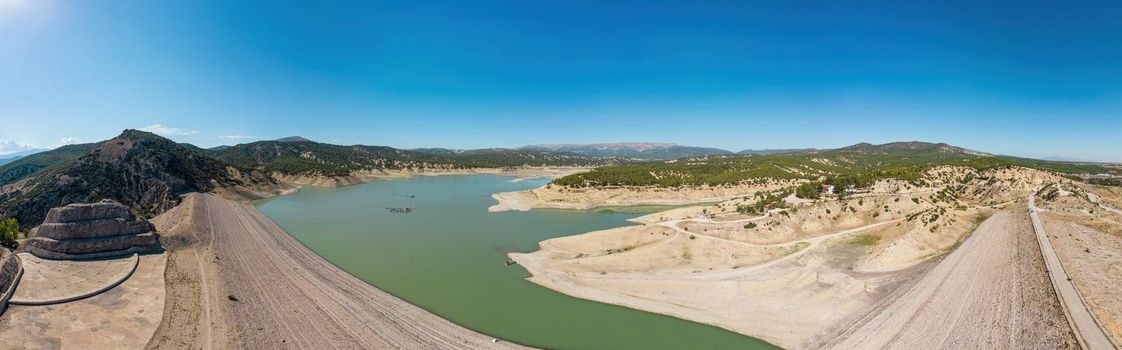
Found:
[519,143,732,160]
[552,141,1121,188]
[212,141,620,176]
[0,142,102,187]
[0,132,623,194]
[0,130,278,225]
[0,131,622,226]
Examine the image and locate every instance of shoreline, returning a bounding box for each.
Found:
[271,166,590,190]
[146,193,531,349]
[510,207,1076,349]
[504,167,1081,349]
[488,181,799,213]
[510,247,784,348]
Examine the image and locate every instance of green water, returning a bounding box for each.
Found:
[256,175,776,350]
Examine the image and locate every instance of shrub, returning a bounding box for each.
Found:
[796,182,821,199]
[0,218,19,249]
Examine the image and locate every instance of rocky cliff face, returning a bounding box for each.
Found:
[21,200,163,260]
[0,129,282,225]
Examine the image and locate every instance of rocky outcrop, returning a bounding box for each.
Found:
[0,129,283,226]
[22,200,163,260]
[0,247,21,314]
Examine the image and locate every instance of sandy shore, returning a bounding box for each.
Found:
[508,167,1077,348]
[146,193,528,349]
[511,218,926,348]
[489,181,798,212]
[512,208,1076,349]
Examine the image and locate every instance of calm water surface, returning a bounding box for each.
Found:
[257,175,776,350]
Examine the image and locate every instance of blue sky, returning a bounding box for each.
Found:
[1,0,1120,161]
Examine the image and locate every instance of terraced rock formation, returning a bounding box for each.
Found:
[22,200,163,260]
[0,247,21,314]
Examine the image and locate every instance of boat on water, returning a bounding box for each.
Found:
[386,207,416,214]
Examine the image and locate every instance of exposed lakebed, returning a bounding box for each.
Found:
[257,174,775,349]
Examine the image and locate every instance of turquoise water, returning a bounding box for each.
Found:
[256,175,776,350]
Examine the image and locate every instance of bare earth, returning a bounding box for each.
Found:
[0,252,168,350]
[512,215,931,348]
[489,180,797,212]
[1034,181,1122,346]
[804,209,1076,349]
[1042,211,1122,345]
[511,167,1079,349]
[146,193,527,350]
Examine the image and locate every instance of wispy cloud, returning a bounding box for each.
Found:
[140,124,198,136]
[0,138,39,156]
[216,134,256,140]
[57,137,79,146]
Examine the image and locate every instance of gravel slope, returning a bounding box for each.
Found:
[146,193,527,349]
[803,209,1077,349]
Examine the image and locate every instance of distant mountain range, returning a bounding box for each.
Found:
[737,148,818,156]
[275,136,312,142]
[0,149,48,165]
[519,143,733,160]
[837,141,991,156]
[0,132,620,224]
[554,141,1120,188]
[2,133,1115,226]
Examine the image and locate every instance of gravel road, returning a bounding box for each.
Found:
[803,209,1077,349]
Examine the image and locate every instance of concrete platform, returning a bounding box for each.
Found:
[0,253,167,350]
[8,253,138,305]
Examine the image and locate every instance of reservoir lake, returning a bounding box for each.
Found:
[257,174,776,349]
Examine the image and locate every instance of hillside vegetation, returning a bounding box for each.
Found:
[0,131,621,225]
[213,141,618,176]
[553,142,1120,188]
[0,142,102,186]
[519,143,731,160]
[0,130,280,225]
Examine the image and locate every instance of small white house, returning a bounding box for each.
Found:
[821,185,835,195]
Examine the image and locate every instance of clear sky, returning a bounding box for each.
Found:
[1,0,1120,161]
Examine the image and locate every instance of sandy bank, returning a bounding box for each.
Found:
[509,167,1073,348]
[489,180,798,212]
[146,193,528,349]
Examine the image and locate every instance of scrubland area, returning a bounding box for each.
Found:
[512,166,1097,348]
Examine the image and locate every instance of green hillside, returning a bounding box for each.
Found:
[0,142,102,186]
[0,130,276,225]
[553,142,1121,188]
[214,141,618,176]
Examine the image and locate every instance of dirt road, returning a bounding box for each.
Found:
[803,209,1076,349]
[146,193,526,349]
